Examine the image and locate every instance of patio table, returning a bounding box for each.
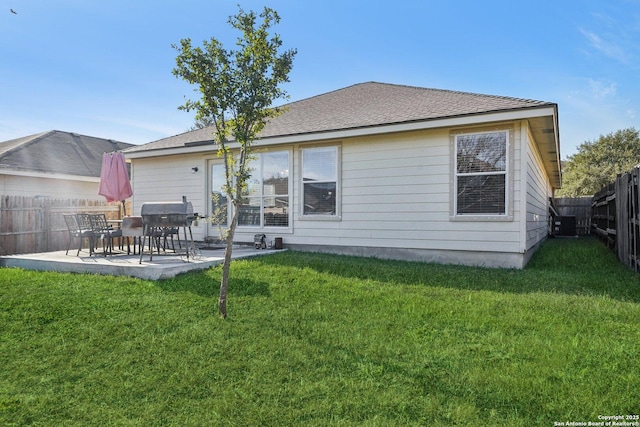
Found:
[122,216,143,254]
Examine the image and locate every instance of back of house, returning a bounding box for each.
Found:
[124,82,561,268]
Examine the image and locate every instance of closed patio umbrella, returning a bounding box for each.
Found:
[98,152,133,215]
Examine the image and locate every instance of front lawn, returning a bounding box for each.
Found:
[1,238,639,426]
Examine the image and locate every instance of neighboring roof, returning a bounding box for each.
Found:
[124,81,557,154]
[0,130,134,177]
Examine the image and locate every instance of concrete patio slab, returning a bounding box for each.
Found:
[0,246,281,280]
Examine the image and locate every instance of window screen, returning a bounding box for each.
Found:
[455,131,507,215]
[236,151,290,227]
[302,147,338,215]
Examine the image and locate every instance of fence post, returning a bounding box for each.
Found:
[615,174,626,264]
[593,167,640,272]
[42,198,51,252]
[630,169,640,272]
[0,196,4,255]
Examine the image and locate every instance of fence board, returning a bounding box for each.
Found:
[0,196,129,255]
[626,169,640,272]
[555,197,592,235]
[592,182,616,248]
[592,167,640,272]
[616,172,628,264]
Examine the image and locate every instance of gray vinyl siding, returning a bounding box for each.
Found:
[256,127,523,255]
[130,153,208,240]
[0,174,101,199]
[129,121,549,267]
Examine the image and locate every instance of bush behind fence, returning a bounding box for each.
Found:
[0,196,129,256]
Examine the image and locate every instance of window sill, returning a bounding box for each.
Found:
[236,226,294,234]
[450,214,514,222]
[298,215,342,222]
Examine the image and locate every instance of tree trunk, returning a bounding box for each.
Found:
[218,237,233,319]
[218,208,239,319]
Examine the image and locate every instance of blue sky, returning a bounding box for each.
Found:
[1,0,639,158]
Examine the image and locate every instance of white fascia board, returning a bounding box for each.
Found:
[0,169,99,182]
[124,143,224,159]
[125,107,557,158]
[261,107,557,145]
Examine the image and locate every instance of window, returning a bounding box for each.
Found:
[302,146,338,216]
[210,163,228,226]
[454,130,508,216]
[237,151,290,227]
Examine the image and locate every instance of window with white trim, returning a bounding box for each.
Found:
[301,146,338,216]
[210,162,228,227]
[454,130,508,216]
[237,151,290,227]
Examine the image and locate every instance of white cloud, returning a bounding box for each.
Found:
[588,78,618,98]
[579,28,630,64]
[560,80,636,156]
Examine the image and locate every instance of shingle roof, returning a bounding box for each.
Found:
[0,130,134,177]
[124,81,555,154]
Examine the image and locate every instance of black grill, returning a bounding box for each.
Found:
[140,199,194,227]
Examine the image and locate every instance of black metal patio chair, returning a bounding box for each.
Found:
[89,213,122,256]
[63,214,94,256]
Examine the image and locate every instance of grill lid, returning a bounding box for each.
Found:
[141,201,194,217]
[141,197,195,227]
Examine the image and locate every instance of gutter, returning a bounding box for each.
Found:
[125,105,558,159]
[0,168,99,182]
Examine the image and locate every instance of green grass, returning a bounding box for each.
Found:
[1,237,639,426]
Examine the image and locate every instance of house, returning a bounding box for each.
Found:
[124,82,561,268]
[0,130,134,199]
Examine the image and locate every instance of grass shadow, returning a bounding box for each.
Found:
[252,237,640,303]
[155,269,271,299]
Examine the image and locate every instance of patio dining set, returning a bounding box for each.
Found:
[63,213,180,258]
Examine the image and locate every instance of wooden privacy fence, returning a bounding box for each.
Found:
[593,167,640,272]
[554,197,592,236]
[592,182,616,248]
[0,196,129,256]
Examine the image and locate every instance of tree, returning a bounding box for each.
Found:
[172,6,296,319]
[558,128,640,197]
[187,115,216,131]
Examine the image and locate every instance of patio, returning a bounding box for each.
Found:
[0,245,280,280]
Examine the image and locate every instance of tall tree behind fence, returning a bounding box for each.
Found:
[592,167,640,272]
[0,196,128,256]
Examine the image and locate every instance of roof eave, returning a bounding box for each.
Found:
[0,167,100,182]
[125,105,558,159]
[270,105,558,144]
[521,105,561,189]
